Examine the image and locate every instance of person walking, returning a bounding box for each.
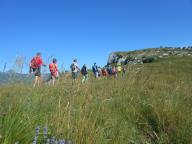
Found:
[107,64,113,77]
[81,64,88,83]
[112,66,118,79]
[122,65,126,77]
[117,61,122,76]
[92,63,99,79]
[70,59,80,85]
[97,66,102,78]
[102,68,108,79]
[30,52,46,87]
[49,58,59,86]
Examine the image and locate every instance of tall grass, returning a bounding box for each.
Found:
[0,57,192,144]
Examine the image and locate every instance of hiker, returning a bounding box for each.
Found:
[81,64,88,83]
[107,64,113,77]
[112,66,118,78]
[92,63,99,79]
[102,68,108,78]
[117,61,122,74]
[97,66,102,77]
[122,65,126,77]
[70,59,80,84]
[49,58,59,86]
[30,52,46,87]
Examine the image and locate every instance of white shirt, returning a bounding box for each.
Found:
[72,62,79,72]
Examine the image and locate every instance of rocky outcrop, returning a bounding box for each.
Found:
[108,47,192,65]
[108,52,118,64]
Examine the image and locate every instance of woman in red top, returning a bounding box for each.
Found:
[49,58,59,86]
[102,68,108,77]
[30,52,45,87]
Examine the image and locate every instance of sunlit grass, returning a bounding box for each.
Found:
[0,57,192,144]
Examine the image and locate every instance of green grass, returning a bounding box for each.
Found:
[0,56,192,144]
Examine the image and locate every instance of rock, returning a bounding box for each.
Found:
[107,47,192,65]
[118,57,126,64]
[108,52,118,64]
[163,53,169,56]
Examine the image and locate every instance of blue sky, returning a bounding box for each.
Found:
[0,0,192,72]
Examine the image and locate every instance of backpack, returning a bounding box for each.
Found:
[81,66,87,75]
[49,63,57,73]
[92,65,98,73]
[70,63,76,71]
[107,67,113,75]
[30,57,38,68]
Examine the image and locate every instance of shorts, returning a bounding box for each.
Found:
[32,67,41,77]
[72,72,78,79]
[94,72,99,78]
[51,72,59,80]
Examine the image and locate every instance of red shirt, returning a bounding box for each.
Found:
[31,56,43,68]
[102,69,107,76]
[49,63,58,76]
[35,56,43,66]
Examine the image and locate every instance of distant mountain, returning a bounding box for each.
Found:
[108,46,192,65]
[0,70,50,85]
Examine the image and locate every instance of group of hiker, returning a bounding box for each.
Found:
[92,62,126,79]
[29,53,126,87]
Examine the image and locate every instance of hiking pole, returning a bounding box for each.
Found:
[3,62,7,72]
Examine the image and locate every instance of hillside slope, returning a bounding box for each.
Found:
[0,57,192,144]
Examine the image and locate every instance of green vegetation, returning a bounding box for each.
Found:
[142,56,158,63]
[0,57,192,144]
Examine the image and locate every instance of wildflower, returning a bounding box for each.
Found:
[66,140,72,144]
[54,140,58,144]
[59,140,65,144]
[33,126,40,144]
[50,136,56,144]
[46,138,50,144]
[43,126,48,139]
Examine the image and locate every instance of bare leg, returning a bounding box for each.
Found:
[52,76,55,86]
[37,76,40,87]
[33,76,38,87]
[37,76,42,87]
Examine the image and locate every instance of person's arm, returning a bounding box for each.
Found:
[36,57,44,67]
[56,64,58,72]
[76,63,80,71]
[40,57,46,67]
[42,60,46,67]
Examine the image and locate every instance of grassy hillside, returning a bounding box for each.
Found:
[0,57,192,144]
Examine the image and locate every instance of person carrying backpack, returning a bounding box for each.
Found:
[102,68,108,79]
[92,62,99,79]
[117,61,122,73]
[112,66,118,79]
[81,64,88,83]
[70,59,80,85]
[102,68,108,77]
[49,58,59,86]
[97,66,102,78]
[107,64,113,76]
[122,65,126,77]
[30,52,46,87]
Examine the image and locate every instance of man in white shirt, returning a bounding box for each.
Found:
[70,59,80,84]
